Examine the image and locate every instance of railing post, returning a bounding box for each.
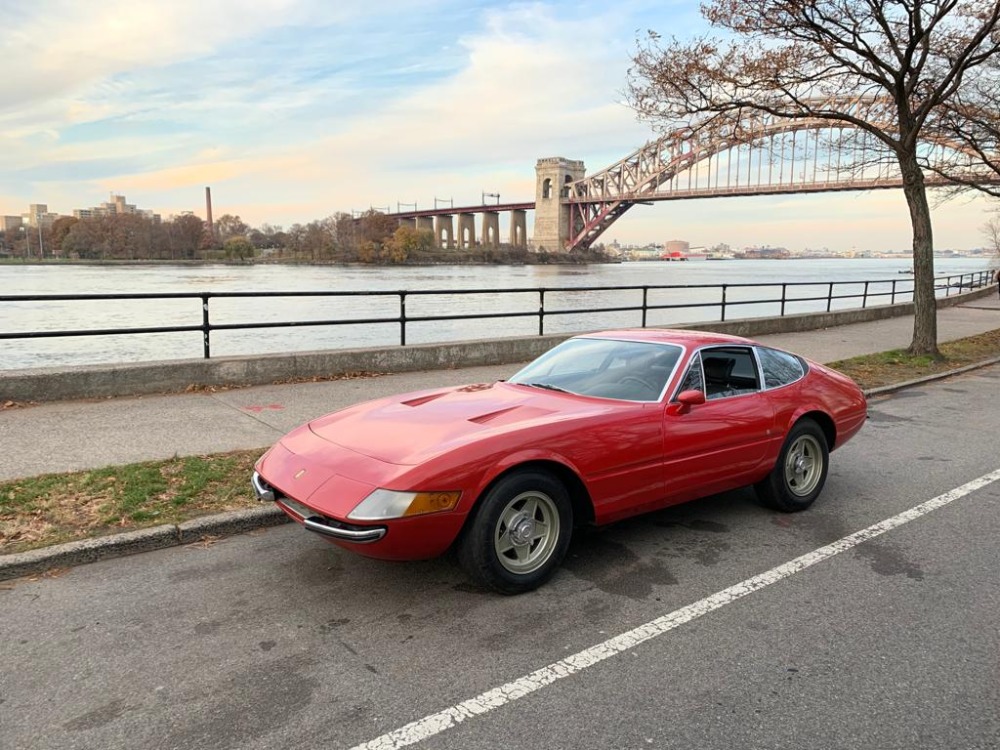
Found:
[891,279,896,304]
[400,292,407,346]
[780,284,787,316]
[862,281,869,308]
[641,286,648,328]
[827,282,834,312]
[720,284,727,322]
[201,293,211,359]
[538,289,546,336]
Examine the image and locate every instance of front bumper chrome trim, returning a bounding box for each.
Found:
[301,516,387,543]
[254,470,386,543]
[251,471,275,502]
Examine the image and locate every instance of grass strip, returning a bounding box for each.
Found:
[828,328,1000,389]
[3,327,1000,555]
[1,450,262,554]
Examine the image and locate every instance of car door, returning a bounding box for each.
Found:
[661,346,777,502]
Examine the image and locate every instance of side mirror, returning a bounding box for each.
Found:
[668,389,706,415]
[677,389,706,406]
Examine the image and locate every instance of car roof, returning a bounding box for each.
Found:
[577,328,758,348]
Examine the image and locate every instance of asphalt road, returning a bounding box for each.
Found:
[2,365,999,750]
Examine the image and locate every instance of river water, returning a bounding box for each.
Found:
[1,258,990,370]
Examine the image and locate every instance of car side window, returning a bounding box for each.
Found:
[701,347,760,400]
[678,353,704,393]
[757,347,806,389]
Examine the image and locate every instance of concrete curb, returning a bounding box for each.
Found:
[863,354,1000,397]
[0,505,287,581]
[3,353,999,583]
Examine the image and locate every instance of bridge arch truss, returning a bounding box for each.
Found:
[565,116,978,251]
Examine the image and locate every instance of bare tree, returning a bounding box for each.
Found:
[923,53,1000,196]
[627,0,1000,356]
[171,214,205,259]
[356,210,399,247]
[214,214,250,242]
[301,220,335,260]
[983,215,1000,273]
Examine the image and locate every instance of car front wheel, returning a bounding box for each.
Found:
[458,470,573,594]
[755,419,829,512]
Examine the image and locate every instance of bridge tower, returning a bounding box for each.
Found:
[534,157,584,252]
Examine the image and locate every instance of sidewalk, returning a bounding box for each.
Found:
[2,295,998,483]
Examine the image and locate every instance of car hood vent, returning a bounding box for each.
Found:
[401,393,448,407]
[468,406,552,425]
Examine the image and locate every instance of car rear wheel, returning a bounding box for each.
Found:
[458,470,573,594]
[755,419,829,512]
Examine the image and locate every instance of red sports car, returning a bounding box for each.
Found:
[252,329,867,594]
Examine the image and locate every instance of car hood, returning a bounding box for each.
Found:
[305,381,593,465]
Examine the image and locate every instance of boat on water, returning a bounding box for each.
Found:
[659,251,709,261]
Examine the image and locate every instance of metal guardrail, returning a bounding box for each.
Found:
[0,271,992,359]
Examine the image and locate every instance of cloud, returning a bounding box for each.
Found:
[3,0,995,251]
[281,3,653,214]
[0,1,357,108]
[76,2,654,223]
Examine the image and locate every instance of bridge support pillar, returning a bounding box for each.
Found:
[416,216,434,233]
[457,213,476,249]
[509,209,527,248]
[481,212,500,248]
[434,215,454,249]
[399,217,416,229]
[534,157,585,252]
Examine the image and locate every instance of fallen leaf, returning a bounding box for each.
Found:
[186,535,221,549]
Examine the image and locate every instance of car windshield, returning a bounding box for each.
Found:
[508,337,683,402]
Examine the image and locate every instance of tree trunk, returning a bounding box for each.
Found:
[899,153,940,358]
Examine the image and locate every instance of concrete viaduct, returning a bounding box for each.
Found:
[378,157,585,253]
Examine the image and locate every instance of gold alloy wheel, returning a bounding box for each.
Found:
[493,490,561,575]
[784,433,824,497]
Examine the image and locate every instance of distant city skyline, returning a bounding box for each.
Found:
[3,1,997,252]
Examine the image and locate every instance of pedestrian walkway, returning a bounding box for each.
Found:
[1,296,998,482]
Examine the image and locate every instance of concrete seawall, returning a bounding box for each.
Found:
[3,286,994,404]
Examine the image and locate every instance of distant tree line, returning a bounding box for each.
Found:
[0,209,609,265]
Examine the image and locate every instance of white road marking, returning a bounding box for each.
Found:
[351,468,1000,750]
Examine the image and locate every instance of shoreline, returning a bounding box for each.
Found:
[0,255,989,267]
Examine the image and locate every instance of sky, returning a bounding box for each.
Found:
[1,0,996,252]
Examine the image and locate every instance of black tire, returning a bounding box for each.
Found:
[755,419,829,512]
[458,470,573,595]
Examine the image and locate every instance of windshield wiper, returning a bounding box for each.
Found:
[520,382,569,393]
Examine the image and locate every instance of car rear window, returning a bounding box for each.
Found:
[757,347,806,388]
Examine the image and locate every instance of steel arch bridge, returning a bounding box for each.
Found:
[381,99,986,252]
[561,110,977,251]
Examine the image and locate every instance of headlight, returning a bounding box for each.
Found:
[347,489,461,521]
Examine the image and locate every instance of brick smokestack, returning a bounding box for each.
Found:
[205,186,214,238]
